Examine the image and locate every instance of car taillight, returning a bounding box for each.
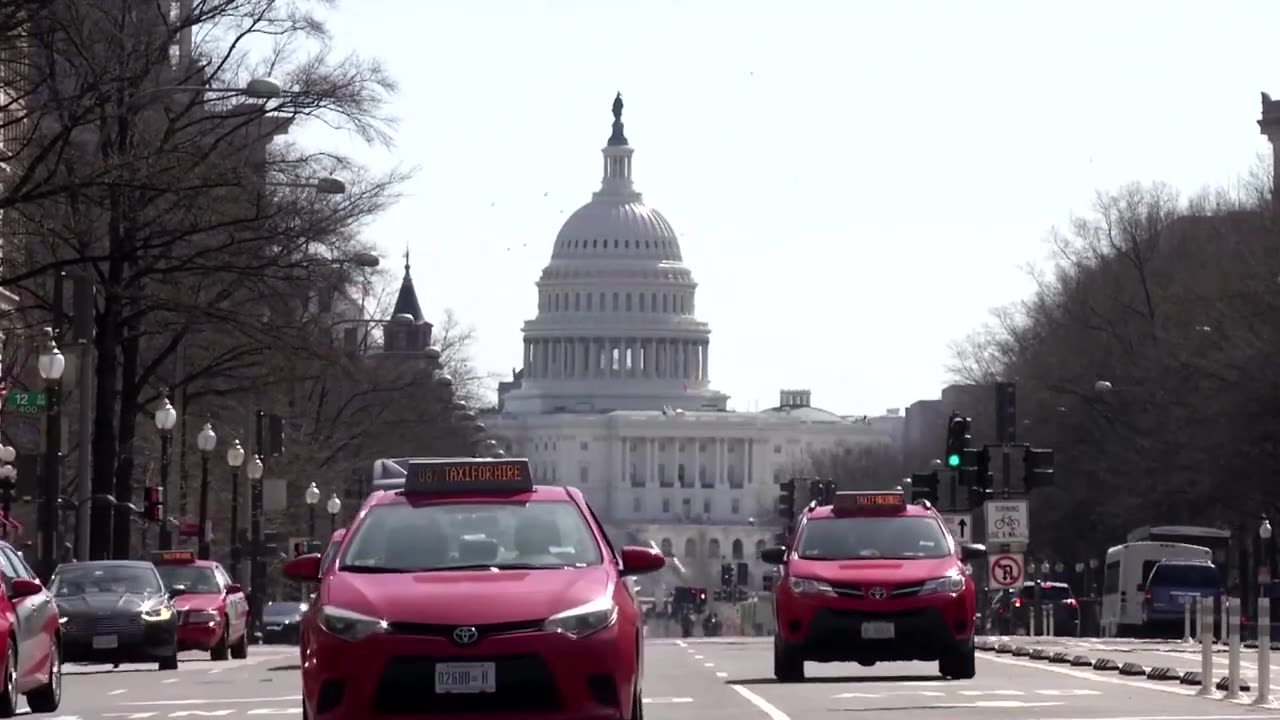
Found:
[1064,598,1077,607]
[1013,597,1022,608]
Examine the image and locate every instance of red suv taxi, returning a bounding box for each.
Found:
[152,551,250,660]
[761,490,986,681]
[283,457,665,720]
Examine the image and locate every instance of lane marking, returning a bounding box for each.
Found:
[978,653,1200,697]
[675,640,687,647]
[109,689,127,695]
[642,697,693,704]
[931,701,1065,708]
[730,684,791,720]
[958,689,1022,696]
[704,662,714,667]
[694,655,703,659]
[162,678,179,684]
[125,697,303,706]
[1025,716,1280,720]
[716,671,728,678]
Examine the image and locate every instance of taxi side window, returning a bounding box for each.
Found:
[581,503,621,566]
[213,565,233,590]
[0,549,20,595]
[0,548,31,579]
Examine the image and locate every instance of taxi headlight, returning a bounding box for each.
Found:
[920,575,966,595]
[788,577,836,597]
[188,611,218,624]
[141,605,173,622]
[317,605,386,642]
[543,596,618,639]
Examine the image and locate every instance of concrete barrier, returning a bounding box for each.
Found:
[1180,671,1202,686]
[1030,648,1051,660]
[1119,662,1146,676]
[1049,652,1071,664]
[1012,646,1031,657]
[995,643,1014,654]
[1093,657,1120,671]
[1070,655,1092,667]
[1146,666,1179,681]
[1219,675,1251,692]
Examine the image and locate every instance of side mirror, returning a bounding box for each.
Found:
[959,544,987,562]
[9,578,43,600]
[760,546,788,565]
[167,585,188,599]
[224,583,243,595]
[283,553,323,583]
[619,546,665,577]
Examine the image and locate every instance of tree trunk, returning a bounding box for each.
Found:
[111,328,139,559]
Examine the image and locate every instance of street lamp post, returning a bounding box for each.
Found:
[245,453,264,637]
[37,329,65,578]
[153,394,178,550]
[305,483,320,539]
[196,423,217,559]
[0,444,16,541]
[226,440,245,580]
[1259,519,1274,705]
[326,493,341,533]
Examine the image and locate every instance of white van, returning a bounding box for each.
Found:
[1100,541,1212,637]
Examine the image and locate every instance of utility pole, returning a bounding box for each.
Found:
[73,275,95,562]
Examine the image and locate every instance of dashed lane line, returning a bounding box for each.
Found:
[716,671,728,678]
[730,684,791,720]
[109,689,127,695]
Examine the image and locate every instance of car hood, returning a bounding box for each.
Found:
[174,593,223,612]
[791,556,961,585]
[326,566,612,624]
[55,592,162,614]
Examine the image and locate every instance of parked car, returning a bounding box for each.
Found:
[0,541,60,715]
[988,582,1079,636]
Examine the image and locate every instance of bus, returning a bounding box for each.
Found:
[1127,526,1230,567]
[1101,541,1213,637]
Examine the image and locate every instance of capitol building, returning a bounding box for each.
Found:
[484,95,902,590]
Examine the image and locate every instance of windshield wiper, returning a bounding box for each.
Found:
[416,563,578,573]
[338,565,413,574]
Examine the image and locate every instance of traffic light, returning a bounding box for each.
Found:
[762,573,775,592]
[143,486,162,522]
[696,588,708,613]
[1023,448,1055,488]
[960,447,992,487]
[778,479,796,520]
[736,561,749,587]
[910,471,939,503]
[720,562,734,590]
[995,382,1017,443]
[945,412,971,468]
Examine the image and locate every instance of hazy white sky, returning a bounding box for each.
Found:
[292,0,1275,416]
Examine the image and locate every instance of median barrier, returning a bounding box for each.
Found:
[1146,666,1179,681]
[1049,652,1071,664]
[1029,648,1051,660]
[1180,671,1202,686]
[1070,655,1092,667]
[995,643,1014,654]
[1093,657,1120,671]
[1119,662,1146,676]
[1012,646,1031,657]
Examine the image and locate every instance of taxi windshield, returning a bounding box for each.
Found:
[51,565,162,596]
[797,516,951,560]
[339,500,603,572]
[156,565,221,593]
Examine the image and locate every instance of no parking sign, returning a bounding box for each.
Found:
[989,553,1024,589]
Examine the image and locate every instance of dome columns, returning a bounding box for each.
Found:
[522,336,709,384]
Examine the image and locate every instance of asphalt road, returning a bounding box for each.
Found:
[33,637,1280,719]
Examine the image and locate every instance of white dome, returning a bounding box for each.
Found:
[552,200,683,263]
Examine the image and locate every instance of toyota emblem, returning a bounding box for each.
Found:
[452,626,479,645]
[868,587,887,600]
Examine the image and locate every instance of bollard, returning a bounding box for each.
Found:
[1254,594,1272,706]
[1184,598,1194,643]
[1047,605,1055,637]
[1226,598,1242,700]
[1199,595,1216,696]
[1222,593,1229,644]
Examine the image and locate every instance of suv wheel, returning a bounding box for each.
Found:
[772,637,805,682]
[939,641,976,680]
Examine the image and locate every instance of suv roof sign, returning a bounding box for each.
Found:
[152,550,196,564]
[832,491,906,513]
[405,458,534,495]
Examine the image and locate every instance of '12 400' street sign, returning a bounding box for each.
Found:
[3,392,47,416]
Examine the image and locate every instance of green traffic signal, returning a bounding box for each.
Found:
[947,453,961,468]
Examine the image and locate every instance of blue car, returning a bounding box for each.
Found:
[1141,560,1221,635]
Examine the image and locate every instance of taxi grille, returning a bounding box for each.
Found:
[385,619,544,645]
[372,654,560,714]
[830,583,925,599]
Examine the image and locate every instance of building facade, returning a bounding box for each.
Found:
[485,96,901,590]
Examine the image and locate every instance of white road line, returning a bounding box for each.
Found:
[694,655,703,659]
[675,640,687,647]
[108,689,127,695]
[730,684,791,720]
[716,671,728,678]
[161,678,179,684]
[930,701,1065,708]
[643,697,693,704]
[1033,716,1280,720]
[704,662,714,667]
[978,654,1201,697]
[125,696,303,706]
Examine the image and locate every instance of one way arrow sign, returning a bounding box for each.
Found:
[943,513,973,542]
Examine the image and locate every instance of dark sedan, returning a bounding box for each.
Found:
[259,601,306,644]
[51,561,185,670]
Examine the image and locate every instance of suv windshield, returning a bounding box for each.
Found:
[51,565,162,596]
[1019,584,1073,602]
[264,602,306,619]
[156,565,222,594]
[1148,563,1219,588]
[797,516,951,560]
[339,501,603,572]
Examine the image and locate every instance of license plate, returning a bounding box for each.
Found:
[861,621,894,640]
[435,662,496,694]
[92,635,118,649]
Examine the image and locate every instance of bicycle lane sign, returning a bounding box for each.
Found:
[985,499,1029,544]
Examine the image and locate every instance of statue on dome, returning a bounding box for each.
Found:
[612,92,623,122]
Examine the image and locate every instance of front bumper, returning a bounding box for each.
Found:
[61,614,177,663]
[302,619,637,719]
[177,615,223,651]
[778,590,973,663]
[261,622,300,644]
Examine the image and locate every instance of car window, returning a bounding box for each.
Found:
[340,500,604,571]
[797,516,951,560]
[213,565,233,587]
[50,565,162,596]
[1149,563,1219,588]
[581,502,621,565]
[0,548,30,579]
[156,565,222,593]
[263,602,306,619]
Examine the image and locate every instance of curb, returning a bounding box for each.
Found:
[1070,655,1092,667]
[1049,652,1071,664]
[1146,666,1179,681]
[1093,657,1120,671]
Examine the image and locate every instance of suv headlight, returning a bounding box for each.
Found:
[141,605,173,622]
[317,605,386,642]
[788,577,836,597]
[544,596,617,639]
[187,611,218,624]
[920,575,966,595]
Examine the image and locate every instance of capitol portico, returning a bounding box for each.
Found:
[485,95,901,591]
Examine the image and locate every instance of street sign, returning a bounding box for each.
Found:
[989,553,1024,589]
[985,499,1030,544]
[942,513,973,543]
[3,391,47,416]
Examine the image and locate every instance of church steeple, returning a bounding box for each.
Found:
[391,246,424,323]
[382,246,433,354]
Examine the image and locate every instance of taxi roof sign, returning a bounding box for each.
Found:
[405,458,534,495]
[833,490,906,512]
[151,549,196,564]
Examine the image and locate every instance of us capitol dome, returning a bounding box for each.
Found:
[497,92,729,415]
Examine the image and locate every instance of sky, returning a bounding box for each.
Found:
[288,0,1276,416]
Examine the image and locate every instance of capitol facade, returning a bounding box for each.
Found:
[484,95,902,591]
